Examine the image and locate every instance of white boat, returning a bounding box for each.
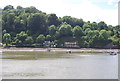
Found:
[109,52,117,55]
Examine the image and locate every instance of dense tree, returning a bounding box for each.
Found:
[28,13,47,35]
[36,34,45,44]
[14,31,28,46]
[98,21,107,30]
[47,14,61,26]
[109,36,120,48]
[90,22,98,30]
[58,23,73,37]
[24,6,40,13]
[2,12,15,32]
[3,33,11,46]
[3,5,14,10]
[25,36,34,45]
[45,35,52,41]
[14,39,22,46]
[82,23,91,30]
[90,30,112,47]
[14,16,26,33]
[73,25,84,37]
[62,16,84,27]
[2,5,119,48]
[99,30,111,40]
[48,25,57,35]
[16,6,23,10]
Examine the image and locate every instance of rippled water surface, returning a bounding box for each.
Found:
[1,51,118,79]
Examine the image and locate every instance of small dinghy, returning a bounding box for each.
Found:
[66,50,72,53]
[109,52,117,55]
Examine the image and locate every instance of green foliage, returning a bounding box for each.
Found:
[16,6,23,9]
[99,30,111,40]
[28,13,47,35]
[48,25,57,35]
[2,12,16,32]
[36,34,45,44]
[2,5,119,48]
[25,6,40,13]
[3,5,14,10]
[25,36,34,45]
[14,39,22,46]
[46,35,52,41]
[16,31,28,41]
[14,31,28,46]
[98,21,107,30]
[3,33,11,46]
[73,25,84,37]
[14,16,26,33]
[47,14,61,26]
[58,23,73,37]
[109,36,120,47]
[83,23,91,30]
[62,16,84,27]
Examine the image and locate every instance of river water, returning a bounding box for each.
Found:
[1,51,118,79]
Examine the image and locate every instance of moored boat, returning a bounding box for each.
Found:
[109,52,117,55]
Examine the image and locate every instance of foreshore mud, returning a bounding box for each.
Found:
[1,48,120,53]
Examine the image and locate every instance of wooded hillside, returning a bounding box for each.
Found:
[2,5,120,48]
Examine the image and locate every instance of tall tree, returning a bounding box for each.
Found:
[58,23,73,37]
[14,31,28,46]
[25,36,34,45]
[48,25,57,35]
[28,13,47,35]
[62,16,84,27]
[47,14,61,26]
[3,5,14,10]
[25,6,40,13]
[16,6,23,9]
[36,34,45,44]
[73,25,84,37]
[98,21,107,30]
[3,33,11,46]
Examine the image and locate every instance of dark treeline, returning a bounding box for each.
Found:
[2,5,120,48]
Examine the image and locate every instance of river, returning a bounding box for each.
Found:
[1,51,118,79]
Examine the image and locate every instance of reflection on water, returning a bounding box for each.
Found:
[2,52,111,60]
[1,51,118,79]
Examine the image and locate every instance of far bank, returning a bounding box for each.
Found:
[1,47,120,53]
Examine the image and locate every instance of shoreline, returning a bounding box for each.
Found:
[1,47,120,53]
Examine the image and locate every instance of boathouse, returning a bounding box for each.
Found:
[64,42,79,48]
